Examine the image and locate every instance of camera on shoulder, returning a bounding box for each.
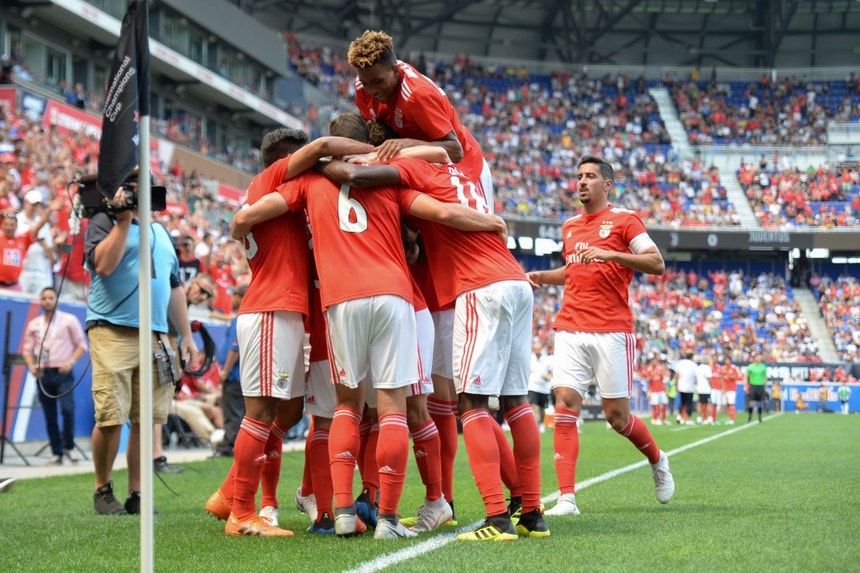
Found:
[74,168,167,218]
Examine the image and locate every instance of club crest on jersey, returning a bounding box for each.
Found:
[394,108,403,129]
[598,221,614,238]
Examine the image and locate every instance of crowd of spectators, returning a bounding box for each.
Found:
[630,268,822,364]
[0,108,247,316]
[737,158,860,228]
[812,273,860,363]
[668,71,860,146]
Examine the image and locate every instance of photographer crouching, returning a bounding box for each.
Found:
[81,170,199,515]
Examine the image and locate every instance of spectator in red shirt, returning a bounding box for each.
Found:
[0,199,60,290]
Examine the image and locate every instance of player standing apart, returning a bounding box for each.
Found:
[527,156,675,516]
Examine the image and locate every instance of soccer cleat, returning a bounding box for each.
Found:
[307,512,335,535]
[651,450,675,504]
[259,505,279,527]
[515,508,551,538]
[508,497,522,525]
[124,492,161,515]
[205,489,233,521]
[354,488,378,528]
[93,482,128,515]
[401,496,453,533]
[0,477,17,493]
[374,517,418,539]
[153,456,184,474]
[334,506,368,537]
[225,513,294,537]
[295,486,318,523]
[456,519,518,542]
[545,493,581,516]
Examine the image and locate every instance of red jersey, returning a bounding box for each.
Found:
[0,233,34,284]
[721,363,740,391]
[709,363,723,391]
[238,155,310,316]
[281,173,418,311]
[646,363,667,393]
[354,61,485,183]
[307,266,328,363]
[409,258,451,312]
[392,158,525,306]
[554,206,652,333]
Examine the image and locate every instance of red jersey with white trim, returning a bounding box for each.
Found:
[554,205,652,334]
[354,61,484,182]
[238,155,310,316]
[0,233,34,283]
[281,172,419,310]
[392,158,524,306]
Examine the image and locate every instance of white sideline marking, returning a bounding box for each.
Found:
[344,416,776,573]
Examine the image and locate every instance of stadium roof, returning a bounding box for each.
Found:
[235,0,860,68]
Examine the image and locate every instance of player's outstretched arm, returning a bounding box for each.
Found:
[316,160,402,188]
[375,131,462,163]
[283,136,375,181]
[526,268,566,288]
[231,193,289,239]
[408,194,506,235]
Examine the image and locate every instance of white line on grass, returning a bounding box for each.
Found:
[344,414,779,573]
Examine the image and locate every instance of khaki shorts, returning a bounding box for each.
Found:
[89,325,172,427]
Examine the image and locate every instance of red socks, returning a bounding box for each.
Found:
[260,420,286,508]
[461,409,507,516]
[505,404,541,513]
[376,413,409,516]
[428,397,458,503]
[618,414,661,464]
[309,427,333,517]
[553,407,580,496]
[328,407,362,508]
[410,418,443,501]
[228,416,270,520]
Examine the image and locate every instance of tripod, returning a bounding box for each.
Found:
[1,310,30,465]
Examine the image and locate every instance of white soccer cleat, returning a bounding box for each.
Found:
[374,518,418,539]
[404,496,454,533]
[259,505,279,527]
[544,493,581,516]
[295,486,318,523]
[651,450,675,504]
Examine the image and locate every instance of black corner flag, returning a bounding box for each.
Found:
[96,0,150,197]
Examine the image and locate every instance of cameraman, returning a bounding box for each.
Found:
[85,174,198,515]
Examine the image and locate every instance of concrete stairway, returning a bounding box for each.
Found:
[648,86,695,159]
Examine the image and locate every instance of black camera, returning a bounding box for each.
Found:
[74,169,167,218]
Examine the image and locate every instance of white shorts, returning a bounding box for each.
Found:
[326,295,418,390]
[552,330,636,400]
[237,311,305,399]
[306,360,336,418]
[710,389,723,406]
[453,280,532,397]
[407,308,435,397]
[649,391,668,406]
[431,309,454,379]
[724,390,737,406]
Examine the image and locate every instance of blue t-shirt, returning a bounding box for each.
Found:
[217,316,241,383]
[85,214,180,333]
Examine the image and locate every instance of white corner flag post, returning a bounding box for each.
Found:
[99,0,154,570]
[134,4,154,572]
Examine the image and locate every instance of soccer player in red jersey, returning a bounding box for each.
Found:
[644,355,669,425]
[721,356,741,424]
[323,152,546,541]
[205,128,374,537]
[348,30,494,209]
[231,115,504,540]
[527,156,675,517]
